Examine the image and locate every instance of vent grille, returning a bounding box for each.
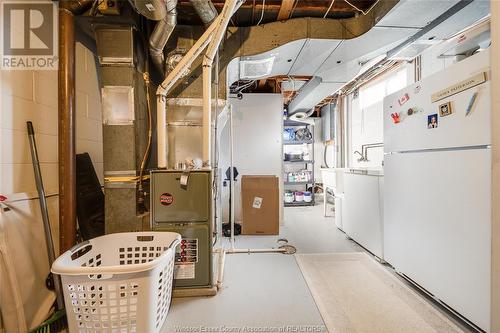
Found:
[388,40,437,61]
[239,57,275,79]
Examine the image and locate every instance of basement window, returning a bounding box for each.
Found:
[358,67,407,109]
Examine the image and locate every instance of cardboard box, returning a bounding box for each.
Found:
[241,175,279,235]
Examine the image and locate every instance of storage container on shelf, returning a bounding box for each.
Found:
[284,191,295,203]
[303,191,313,203]
[51,232,181,333]
[294,191,304,202]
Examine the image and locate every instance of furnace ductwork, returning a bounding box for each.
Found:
[189,0,218,25]
[63,0,94,14]
[149,0,218,76]
[149,0,178,75]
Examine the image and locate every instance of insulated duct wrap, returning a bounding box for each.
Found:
[96,26,152,232]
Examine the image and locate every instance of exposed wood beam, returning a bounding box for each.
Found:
[277,0,296,20]
[258,79,267,88]
[272,75,312,81]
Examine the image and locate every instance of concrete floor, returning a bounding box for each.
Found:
[162,204,475,333]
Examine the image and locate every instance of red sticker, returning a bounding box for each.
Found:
[160,193,174,206]
[398,93,410,106]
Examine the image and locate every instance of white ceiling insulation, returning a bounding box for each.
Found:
[227,0,491,114]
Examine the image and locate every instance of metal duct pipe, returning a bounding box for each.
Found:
[288,77,322,115]
[190,0,218,25]
[289,108,315,121]
[64,0,94,15]
[149,0,178,75]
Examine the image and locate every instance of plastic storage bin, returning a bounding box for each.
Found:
[303,191,313,203]
[51,232,181,333]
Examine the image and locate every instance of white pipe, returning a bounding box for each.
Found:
[156,32,213,167]
[226,248,289,254]
[229,104,235,251]
[203,65,212,165]
[201,0,241,165]
[157,96,168,168]
[214,247,226,289]
[157,20,219,96]
[156,1,243,168]
[225,102,294,256]
[156,16,220,168]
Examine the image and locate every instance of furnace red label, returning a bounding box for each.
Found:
[160,193,174,206]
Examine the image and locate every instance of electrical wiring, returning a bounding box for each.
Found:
[231,80,256,93]
[344,0,380,15]
[137,71,153,211]
[235,81,255,93]
[256,0,266,26]
[323,0,335,18]
[289,0,299,19]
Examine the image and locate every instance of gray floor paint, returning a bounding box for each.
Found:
[162,205,475,333]
[163,205,345,333]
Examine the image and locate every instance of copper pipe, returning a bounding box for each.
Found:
[58,4,77,253]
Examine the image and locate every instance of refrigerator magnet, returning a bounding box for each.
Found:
[407,107,423,116]
[465,92,478,116]
[398,93,410,106]
[428,114,438,129]
[391,113,401,124]
[439,102,452,117]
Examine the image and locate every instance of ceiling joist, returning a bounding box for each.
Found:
[277,0,296,21]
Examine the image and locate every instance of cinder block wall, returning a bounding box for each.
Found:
[0,42,103,196]
[0,42,102,332]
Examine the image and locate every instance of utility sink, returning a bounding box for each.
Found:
[344,167,384,176]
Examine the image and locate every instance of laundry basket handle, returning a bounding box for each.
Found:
[70,240,90,253]
[137,235,154,242]
[169,238,181,249]
[69,240,92,260]
[136,234,180,249]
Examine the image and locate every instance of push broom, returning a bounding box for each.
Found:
[27,121,68,332]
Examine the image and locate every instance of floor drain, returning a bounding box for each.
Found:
[279,244,297,254]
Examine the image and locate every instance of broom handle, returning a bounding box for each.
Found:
[27,122,65,310]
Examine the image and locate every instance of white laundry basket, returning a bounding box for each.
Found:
[51,232,181,333]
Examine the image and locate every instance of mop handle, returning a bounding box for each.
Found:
[27,122,65,310]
